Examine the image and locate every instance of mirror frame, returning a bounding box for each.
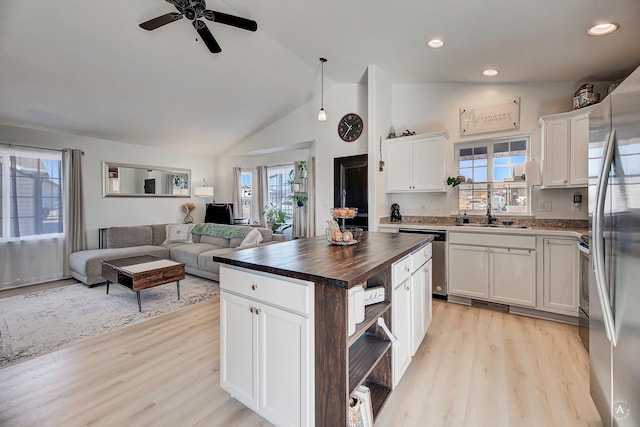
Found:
[102,161,192,198]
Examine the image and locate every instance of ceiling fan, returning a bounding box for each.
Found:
[139,0,258,54]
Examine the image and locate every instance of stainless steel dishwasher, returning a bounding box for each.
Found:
[399,228,447,298]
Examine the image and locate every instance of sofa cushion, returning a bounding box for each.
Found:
[170,243,225,269]
[151,224,169,246]
[239,228,263,247]
[198,247,237,275]
[255,228,274,242]
[163,224,195,244]
[107,226,152,248]
[69,245,170,285]
[200,234,231,248]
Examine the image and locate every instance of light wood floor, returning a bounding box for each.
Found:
[0,298,602,427]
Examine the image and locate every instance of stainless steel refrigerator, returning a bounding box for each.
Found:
[588,65,640,427]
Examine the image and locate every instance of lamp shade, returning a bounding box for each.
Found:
[194,186,214,197]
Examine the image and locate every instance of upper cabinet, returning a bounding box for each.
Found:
[539,105,595,188]
[385,131,448,193]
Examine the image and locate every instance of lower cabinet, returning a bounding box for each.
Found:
[448,232,536,308]
[220,267,312,427]
[392,245,433,388]
[542,237,579,315]
[392,276,412,387]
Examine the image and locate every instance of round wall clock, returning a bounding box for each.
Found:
[338,113,364,142]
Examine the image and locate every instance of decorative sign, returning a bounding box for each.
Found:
[460,97,520,136]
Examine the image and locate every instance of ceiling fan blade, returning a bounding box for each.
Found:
[205,10,257,32]
[139,13,183,31]
[193,20,222,53]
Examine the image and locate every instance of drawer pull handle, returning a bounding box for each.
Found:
[251,284,258,291]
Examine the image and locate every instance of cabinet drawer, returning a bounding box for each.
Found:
[410,244,432,272]
[449,232,535,249]
[393,255,412,284]
[220,266,311,316]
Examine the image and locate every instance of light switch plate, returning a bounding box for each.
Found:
[538,200,552,212]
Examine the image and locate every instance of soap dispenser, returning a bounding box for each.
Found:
[463,211,469,224]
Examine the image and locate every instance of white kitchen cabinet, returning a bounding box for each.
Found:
[542,237,579,315]
[386,131,448,193]
[392,273,412,387]
[539,106,594,188]
[220,266,312,427]
[448,232,536,308]
[490,248,537,307]
[392,244,433,387]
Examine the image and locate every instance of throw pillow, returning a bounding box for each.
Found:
[239,228,263,248]
[163,224,194,244]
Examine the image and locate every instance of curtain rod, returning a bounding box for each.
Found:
[1,143,84,155]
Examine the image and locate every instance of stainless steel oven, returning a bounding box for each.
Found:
[578,234,590,351]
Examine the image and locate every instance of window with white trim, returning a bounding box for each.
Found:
[267,164,294,221]
[0,145,63,239]
[455,136,530,215]
[240,170,252,220]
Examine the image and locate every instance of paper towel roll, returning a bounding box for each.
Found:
[353,286,365,323]
[348,287,356,336]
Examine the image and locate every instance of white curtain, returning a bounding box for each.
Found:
[307,157,316,237]
[0,145,72,290]
[62,148,86,276]
[252,166,268,227]
[231,166,242,219]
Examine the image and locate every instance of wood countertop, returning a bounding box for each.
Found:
[212,231,433,288]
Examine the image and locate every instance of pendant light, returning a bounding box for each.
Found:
[318,57,327,121]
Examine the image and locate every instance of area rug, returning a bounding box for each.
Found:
[0,275,219,369]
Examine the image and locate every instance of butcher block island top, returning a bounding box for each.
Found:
[214,231,433,427]
[212,231,432,289]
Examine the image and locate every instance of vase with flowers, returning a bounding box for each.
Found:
[182,202,195,224]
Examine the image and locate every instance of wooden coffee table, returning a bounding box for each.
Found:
[101,255,186,312]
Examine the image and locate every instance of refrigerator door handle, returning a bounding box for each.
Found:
[593,129,617,346]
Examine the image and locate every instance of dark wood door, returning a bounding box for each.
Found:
[334,154,368,230]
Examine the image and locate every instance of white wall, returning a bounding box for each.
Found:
[0,124,215,248]
[381,82,593,220]
[215,83,369,234]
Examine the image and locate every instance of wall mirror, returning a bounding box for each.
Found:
[102,162,191,197]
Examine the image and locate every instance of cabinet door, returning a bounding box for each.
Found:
[543,238,579,314]
[258,303,310,427]
[448,245,489,299]
[409,265,426,356]
[386,140,413,192]
[569,112,590,186]
[412,137,445,192]
[542,118,570,187]
[489,248,536,307]
[220,291,258,410]
[392,279,412,387]
[422,259,433,335]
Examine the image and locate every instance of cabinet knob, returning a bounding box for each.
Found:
[563,180,567,183]
[404,265,410,272]
[249,307,255,313]
[255,308,262,315]
[251,284,258,291]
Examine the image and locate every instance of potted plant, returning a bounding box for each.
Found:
[291,192,308,207]
[297,161,308,179]
[263,203,293,233]
[286,169,300,192]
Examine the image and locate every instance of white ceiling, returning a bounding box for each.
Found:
[1,0,639,156]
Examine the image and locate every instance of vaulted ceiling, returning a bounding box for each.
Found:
[1,0,639,156]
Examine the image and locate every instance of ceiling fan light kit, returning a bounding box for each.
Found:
[318,57,327,121]
[139,0,257,54]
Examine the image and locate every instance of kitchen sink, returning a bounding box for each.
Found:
[456,223,531,229]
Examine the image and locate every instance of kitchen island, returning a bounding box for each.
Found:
[212,231,432,427]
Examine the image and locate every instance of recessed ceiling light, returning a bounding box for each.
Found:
[427,38,444,48]
[588,22,619,36]
[483,69,499,77]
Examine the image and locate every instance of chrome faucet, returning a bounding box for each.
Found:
[486,203,496,224]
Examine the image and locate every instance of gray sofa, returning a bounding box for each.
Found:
[69,224,284,286]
